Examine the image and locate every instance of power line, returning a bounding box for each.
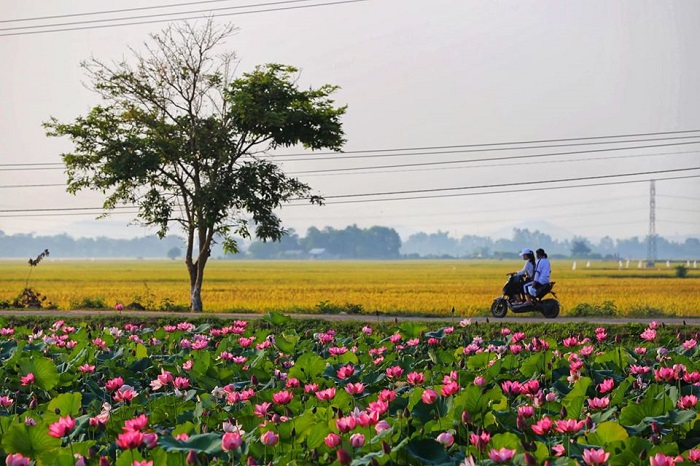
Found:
[285,173,700,206]
[0,0,308,24]
[291,141,700,174]
[298,150,700,177]
[0,0,368,37]
[272,135,700,162]
[272,128,700,157]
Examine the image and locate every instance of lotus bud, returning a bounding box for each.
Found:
[651,421,661,435]
[524,452,538,466]
[246,457,259,466]
[186,450,198,465]
[559,406,567,418]
[461,410,471,425]
[382,441,391,454]
[251,375,258,386]
[337,448,352,466]
[99,456,111,466]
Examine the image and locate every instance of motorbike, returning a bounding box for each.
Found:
[490,273,560,319]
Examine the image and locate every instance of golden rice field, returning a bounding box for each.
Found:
[0,259,699,316]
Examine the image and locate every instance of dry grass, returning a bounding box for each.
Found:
[0,259,698,316]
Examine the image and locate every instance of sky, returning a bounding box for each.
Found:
[1,0,699,243]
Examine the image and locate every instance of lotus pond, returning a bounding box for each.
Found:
[0,315,699,465]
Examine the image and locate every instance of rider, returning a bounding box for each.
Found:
[525,248,551,304]
[512,248,535,302]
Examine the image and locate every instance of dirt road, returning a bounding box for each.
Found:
[1,309,699,326]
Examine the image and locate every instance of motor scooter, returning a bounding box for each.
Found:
[490,273,559,318]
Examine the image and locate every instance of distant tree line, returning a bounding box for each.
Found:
[1,227,698,260]
[400,228,700,260]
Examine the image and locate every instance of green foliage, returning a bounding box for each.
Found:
[43,20,346,312]
[314,300,364,314]
[569,301,618,317]
[69,296,107,309]
[676,265,689,278]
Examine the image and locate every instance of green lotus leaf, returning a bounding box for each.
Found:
[47,392,82,417]
[562,376,592,420]
[19,354,60,391]
[404,439,452,465]
[158,433,224,455]
[586,420,629,445]
[1,422,62,463]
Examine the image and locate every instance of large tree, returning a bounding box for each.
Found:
[44,20,345,311]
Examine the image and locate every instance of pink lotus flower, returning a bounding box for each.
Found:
[182,360,194,371]
[518,405,535,418]
[687,449,700,462]
[530,416,553,435]
[587,397,610,410]
[683,339,697,350]
[554,418,586,434]
[441,381,460,396]
[552,444,566,456]
[421,389,438,404]
[386,366,404,379]
[78,364,95,373]
[488,448,516,463]
[222,431,243,451]
[260,431,279,446]
[175,433,190,441]
[132,461,153,466]
[48,415,76,438]
[375,420,391,434]
[562,337,579,347]
[649,453,682,466]
[641,328,657,341]
[677,394,698,409]
[20,373,35,386]
[469,431,491,451]
[345,382,365,395]
[316,387,336,401]
[350,433,365,448]
[336,416,357,433]
[473,376,486,386]
[436,432,454,447]
[406,372,425,385]
[597,378,614,394]
[654,367,677,383]
[254,402,272,418]
[501,380,522,396]
[116,430,144,449]
[5,453,30,466]
[629,365,651,375]
[336,364,355,379]
[142,432,158,449]
[105,377,125,392]
[582,448,610,466]
[173,377,190,389]
[272,390,293,405]
[124,414,148,431]
[113,386,138,402]
[325,432,342,448]
[0,395,14,408]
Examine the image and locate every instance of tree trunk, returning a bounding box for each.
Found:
[190,284,203,312]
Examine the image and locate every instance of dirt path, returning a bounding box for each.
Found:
[1,309,699,326]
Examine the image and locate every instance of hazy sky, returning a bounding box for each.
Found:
[1,0,699,242]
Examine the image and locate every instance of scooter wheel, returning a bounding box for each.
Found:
[491,298,508,318]
[541,299,560,319]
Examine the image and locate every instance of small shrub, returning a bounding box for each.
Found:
[12,288,54,309]
[159,297,189,312]
[70,297,108,309]
[627,305,667,318]
[568,301,617,317]
[675,265,688,278]
[315,300,364,314]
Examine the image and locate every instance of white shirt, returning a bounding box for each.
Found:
[534,257,551,284]
[516,261,535,279]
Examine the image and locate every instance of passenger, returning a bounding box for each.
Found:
[511,249,535,303]
[525,248,551,304]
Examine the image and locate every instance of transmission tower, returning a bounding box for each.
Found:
[646,179,657,267]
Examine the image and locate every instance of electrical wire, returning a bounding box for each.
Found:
[0,0,368,37]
